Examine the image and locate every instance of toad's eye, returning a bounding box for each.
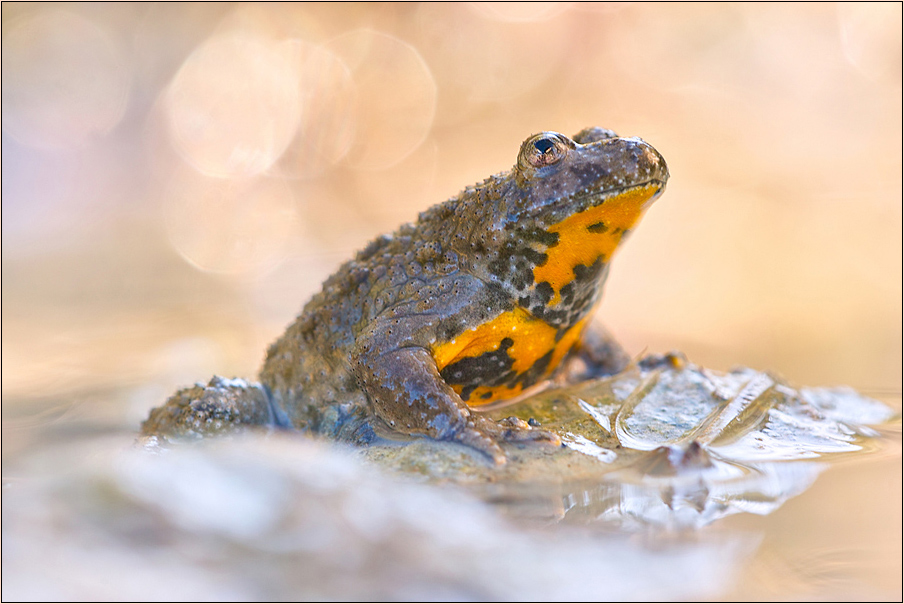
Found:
[521,134,568,170]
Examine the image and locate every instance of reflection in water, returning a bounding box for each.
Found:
[555,459,826,530]
[6,358,892,599]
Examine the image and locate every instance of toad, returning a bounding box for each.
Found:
[143,127,669,463]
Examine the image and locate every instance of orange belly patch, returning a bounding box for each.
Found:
[432,308,588,406]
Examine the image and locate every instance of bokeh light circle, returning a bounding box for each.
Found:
[467,2,573,23]
[271,40,358,179]
[324,29,436,171]
[838,2,902,82]
[164,34,302,179]
[1,9,131,150]
[415,4,570,102]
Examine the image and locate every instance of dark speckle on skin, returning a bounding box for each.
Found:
[441,338,517,402]
[535,282,554,305]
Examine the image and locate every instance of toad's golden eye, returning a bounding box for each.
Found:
[521,134,568,170]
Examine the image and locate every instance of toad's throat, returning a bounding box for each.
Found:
[535,182,661,305]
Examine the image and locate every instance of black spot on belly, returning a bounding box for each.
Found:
[587,222,608,233]
[559,282,575,306]
[438,332,560,402]
[519,227,560,248]
[440,337,515,402]
[460,384,478,401]
[508,349,553,390]
[511,269,533,291]
[573,256,605,284]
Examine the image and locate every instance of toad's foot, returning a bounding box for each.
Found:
[467,415,562,464]
[442,414,562,465]
[561,324,631,382]
[408,412,562,466]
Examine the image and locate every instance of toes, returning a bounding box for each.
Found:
[456,424,507,465]
[447,416,563,464]
[498,416,562,447]
[497,416,531,430]
[475,415,562,447]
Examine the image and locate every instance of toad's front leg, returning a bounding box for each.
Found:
[352,340,559,465]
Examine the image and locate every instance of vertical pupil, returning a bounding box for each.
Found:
[534,139,554,154]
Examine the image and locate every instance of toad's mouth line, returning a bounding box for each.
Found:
[582,179,667,205]
[538,179,667,219]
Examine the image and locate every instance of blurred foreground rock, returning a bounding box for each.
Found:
[4,434,757,602]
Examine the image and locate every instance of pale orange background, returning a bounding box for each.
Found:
[3,2,900,425]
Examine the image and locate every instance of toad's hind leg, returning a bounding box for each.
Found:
[141,376,279,439]
[562,324,631,382]
[355,346,560,464]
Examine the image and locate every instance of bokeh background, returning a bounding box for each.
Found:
[3,2,901,443]
[2,3,901,600]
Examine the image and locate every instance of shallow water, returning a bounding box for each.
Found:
[2,379,900,601]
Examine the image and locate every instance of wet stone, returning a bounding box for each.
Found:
[355,356,898,528]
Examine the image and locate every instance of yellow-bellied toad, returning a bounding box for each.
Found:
[142,127,669,463]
